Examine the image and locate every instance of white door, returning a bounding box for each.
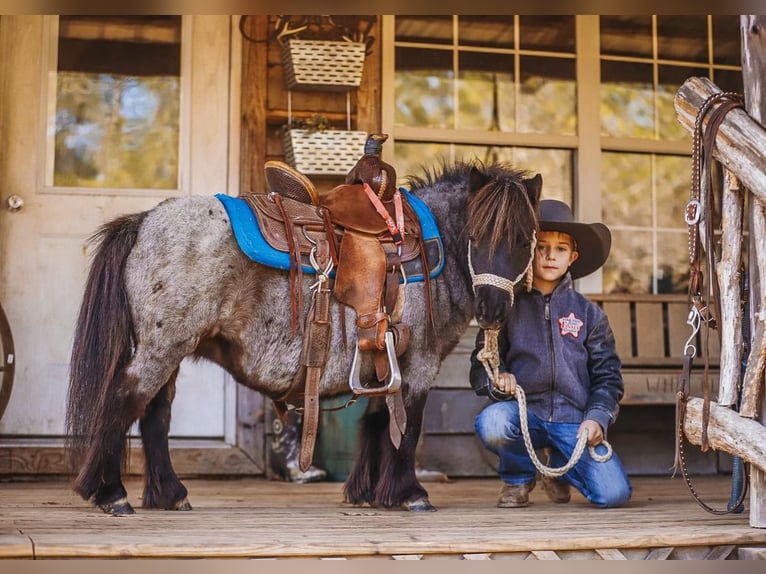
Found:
[0,16,239,446]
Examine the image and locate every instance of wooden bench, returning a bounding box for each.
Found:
[587,294,721,405]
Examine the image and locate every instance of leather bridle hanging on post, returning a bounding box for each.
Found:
[675,89,749,515]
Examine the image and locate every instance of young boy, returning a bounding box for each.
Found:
[470,199,632,508]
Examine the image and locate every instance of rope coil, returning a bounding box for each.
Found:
[478,328,612,478]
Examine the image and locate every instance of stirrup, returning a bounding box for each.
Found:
[348,330,401,396]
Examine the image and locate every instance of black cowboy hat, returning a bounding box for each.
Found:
[538,199,612,279]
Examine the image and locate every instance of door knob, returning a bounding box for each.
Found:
[5,195,23,212]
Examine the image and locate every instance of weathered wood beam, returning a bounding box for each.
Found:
[674,76,766,205]
[716,169,744,407]
[741,312,766,418]
[740,14,766,528]
[683,397,766,472]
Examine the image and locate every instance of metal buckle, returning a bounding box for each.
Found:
[685,199,701,226]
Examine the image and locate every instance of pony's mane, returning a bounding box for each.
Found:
[407,159,538,256]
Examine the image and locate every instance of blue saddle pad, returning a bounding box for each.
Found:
[215,188,444,282]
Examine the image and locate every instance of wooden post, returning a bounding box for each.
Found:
[674,76,766,205]
[683,397,766,472]
[673,20,766,528]
[741,14,766,529]
[716,169,744,408]
[239,15,268,195]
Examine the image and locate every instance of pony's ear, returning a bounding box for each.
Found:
[524,173,543,205]
[468,166,489,194]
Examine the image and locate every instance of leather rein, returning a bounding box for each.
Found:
[675,90,749,515]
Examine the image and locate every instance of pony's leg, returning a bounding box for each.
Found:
[343,398,384,506]
[73,369,144,515]
[139,370,191,511]
[344,392,434,511]
[75,348,189,515]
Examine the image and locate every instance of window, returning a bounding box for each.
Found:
[599,15,742,294]
[389,15,576,205]
[49,16,182,190]
[384,15,742,294]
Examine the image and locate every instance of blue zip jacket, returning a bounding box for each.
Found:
[469,273,623,434]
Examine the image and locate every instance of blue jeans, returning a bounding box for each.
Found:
[475,400,632,508]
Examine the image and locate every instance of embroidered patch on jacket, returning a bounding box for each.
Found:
[558,312,584,338]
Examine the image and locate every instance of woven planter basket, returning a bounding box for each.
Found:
[281,39,366,91]
[283,129,368,176]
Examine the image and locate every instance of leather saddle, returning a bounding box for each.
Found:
[242,157,434,470]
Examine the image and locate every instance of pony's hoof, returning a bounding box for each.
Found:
[172,498,193,511]
[406,497,436,512]
[99,497,135,516]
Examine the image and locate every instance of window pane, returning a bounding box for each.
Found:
[519,16,575,52]
[601,61,654,138]
[713,16,741,65]
[453,145,572,203]
[655,155,691,229]
[54,16,181,189]
[393,141,453,183]
[458,16,514,49]
[394,47,454,128]
[655,231,689,293]
[458,52,514,131]
[601,153,652,228]
[715,68,744,93]
[657,15,707,62]
[604,230,654,294]
[519,56,576,135]
[657,65,707,141]
[600,16,652,59]
[395,15,453,44]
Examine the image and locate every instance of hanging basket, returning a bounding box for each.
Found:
[283,129,368,176]
[281,39,366,91]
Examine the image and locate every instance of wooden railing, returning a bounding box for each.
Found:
[587,293,720,405]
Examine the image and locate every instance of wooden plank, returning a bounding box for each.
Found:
[418,433,497,477]
[423,389,489,434]
[645,547,674,560]
[0,438,262,476]
[595,548,627,560]
[703,545,736,560]
[529,550,561,560]
[240,15,268,194]
[622,370,719,405]
[3,476,764,559]
[602,301,632,361]
[634,301,665,360]
[738,546,766,559]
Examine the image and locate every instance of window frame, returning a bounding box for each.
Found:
[38,15,193,198]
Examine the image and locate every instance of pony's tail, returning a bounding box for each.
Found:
[65,212,147,475]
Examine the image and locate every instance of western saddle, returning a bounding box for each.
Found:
[242,134,433,471]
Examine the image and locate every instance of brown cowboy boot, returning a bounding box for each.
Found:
[497,478,536,508]
[542,476,571,503]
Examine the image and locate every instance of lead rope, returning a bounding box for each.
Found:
[477,328,612,478]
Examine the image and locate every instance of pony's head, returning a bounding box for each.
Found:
[466,164,542,329]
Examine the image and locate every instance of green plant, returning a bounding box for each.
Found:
[285,114,334,134]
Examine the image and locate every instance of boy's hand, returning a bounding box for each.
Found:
[493,372,517,397]
[577,420,603,446]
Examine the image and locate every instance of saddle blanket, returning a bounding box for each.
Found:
[215,189,444,283]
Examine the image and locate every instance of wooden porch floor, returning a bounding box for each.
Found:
[1,475,765,560]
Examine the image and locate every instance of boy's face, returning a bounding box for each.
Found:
[533,231,579,287]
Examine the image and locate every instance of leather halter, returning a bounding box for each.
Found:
[467,232,536,308]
